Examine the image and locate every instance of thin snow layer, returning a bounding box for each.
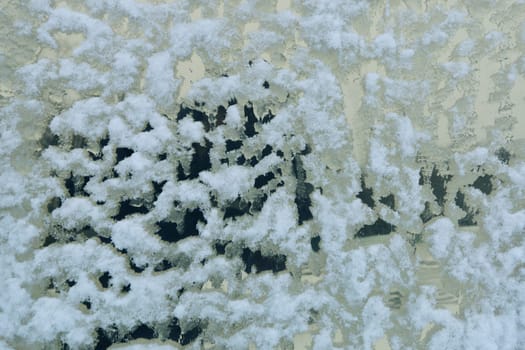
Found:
[2,0,525,349]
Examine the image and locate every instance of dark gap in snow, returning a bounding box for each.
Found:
[293,156,314,224]
[115,147,134,163]
[103,169,118,180]
[71,134,87,149]
[154,259,174,272]
[430,166,451,208]
[88,136,107,160]
[90,135,109,160]
[357,176,375,208]
[236,154,246,165]
[242,248,287,273]
[379,194,396,209]
[155,221,180,243]
[66,279,76,287]
[458,212,477,226]
[98,271,112,288]
[64,173,91,196]
[121,283,131,293]
[455,190,477,226]
[39,127,59,149]
[214,240,230,255]
[142,122,153,132]
[97,234,112,244]
[221,156,228,163]
[155,209,204,243]
[189,140,212,179]
[127,324,155,340]
[495,147,511,164]
[89,150,102,161]
[262,110,275,124]
[261,144,273,158]
[249,155,258,166]
[167,318,182,342]
[300,144,312,155]
[82,225,98,239]
[42,235,57,247]
[228,97,237,106]
[387,291,403,309]
[113,199,149,220]
[158,152,167,161]
[152,180,166,201]
[223,197,251,219]
[47,279,56,291]
[81,299,91,310]
[420,201,434,223]
[471,174,493,195]
[276,150,284,158]
[191,108,210,132]
[244,104,258,137]
[418,168,425,186]
[180,324,203,345]
[184,208,206,236]
[225,139,243,152]
[99,135,110,148]
[454,190,467,211]
[177,105,192,121]
[115,247,127,255]
[216,105,226,126]
[263,80,270,89]
[61,342,70,350]
[254,172,275,189]
[355,219,396,238]
[177,162,187,180]
[47,196,62,213]
[251,193,268,213]
[311,235,321,252]
[129,258,147,273]
[296,182,314,224]
[292,154,306,184]
[94,326,119,350]
[210,194,218,207]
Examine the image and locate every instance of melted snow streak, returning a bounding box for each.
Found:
[2,1,525,349]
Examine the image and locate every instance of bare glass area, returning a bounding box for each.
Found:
[1,1,525,349]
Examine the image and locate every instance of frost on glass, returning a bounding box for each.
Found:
[1,0,525,349]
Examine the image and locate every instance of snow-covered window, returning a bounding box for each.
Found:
[2,1,525,349]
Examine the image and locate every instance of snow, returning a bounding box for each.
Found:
[374,32,397,56]
[58,59,106,91]
[177,118,205,144]
[442,61,471,79]
[362,297,391,350]
[455,39,476,56]
[16,59,57,96]
[50,97,111,140]
[111,219,163,264]
[199,166,252,203]
[225,104,242,127]
[52,197,107,230]
[145,51,180,107]
[3,0,525,349]
[426,217,456,259]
